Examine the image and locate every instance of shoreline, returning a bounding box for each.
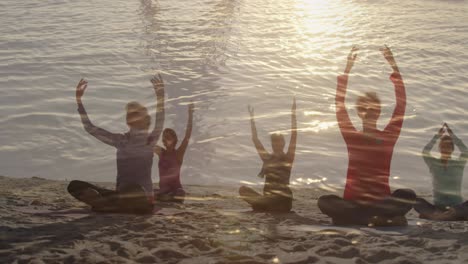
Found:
[1,175,467,263]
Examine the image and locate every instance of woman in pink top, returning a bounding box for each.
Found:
[154,102,194,203]
[318,46,415,226]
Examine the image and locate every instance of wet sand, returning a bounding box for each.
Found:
[1,175,467,264]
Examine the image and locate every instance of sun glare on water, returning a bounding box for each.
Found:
[296,0,336,34]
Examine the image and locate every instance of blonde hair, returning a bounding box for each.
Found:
[126,101,151,130]
[271,133,285,144]
[356,92,381,112]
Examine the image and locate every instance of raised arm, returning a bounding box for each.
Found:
[286,97,297,162]
[148,74,165,145]
[75,79,122,147]
[382,45,406,137]
[336,47,358,137]
[248,105,269,161]
[446,124,468,161]
[176,102,194,163]
[422,125,444,166]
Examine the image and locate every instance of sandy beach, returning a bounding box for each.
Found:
[0,175,467,264]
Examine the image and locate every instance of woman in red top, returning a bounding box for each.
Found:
[318,46,415,226]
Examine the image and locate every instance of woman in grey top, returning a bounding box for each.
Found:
[67,75,165,214]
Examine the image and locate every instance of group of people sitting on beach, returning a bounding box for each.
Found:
[68,46,468,226]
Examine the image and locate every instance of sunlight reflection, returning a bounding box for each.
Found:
[239,180,259,186]
[291,177,327,185]
[302,120,337,133]
[303,110,327,116]
[295,0,336,40]
[184,196,222,201]
[320,184,340,192]
[228,229,241,234]
[196,136,225,144]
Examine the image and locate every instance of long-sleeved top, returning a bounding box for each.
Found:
[336,72,406,203]
[422,134,468,207]
[78,103,158,200]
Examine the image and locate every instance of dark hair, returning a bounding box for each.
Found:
[439,135,454,151]
[163,128,178,144]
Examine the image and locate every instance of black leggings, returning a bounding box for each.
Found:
[318,189,416,225]
[414,198,468,221]
[239,186,292,213]
[67,180,153,214]
[155,188,186,203]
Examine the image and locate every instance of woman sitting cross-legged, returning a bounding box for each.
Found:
[67,75,165,214]
[239,98,297,213]
[153,102,194,203]
[415,123,468,221]
[317,46,416,226]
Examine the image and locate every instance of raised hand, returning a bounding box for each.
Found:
[76,78,88,101]
[444,123,454,136]
[188,101,195,115]
[248,105,255,118]
[151,73,165,95]
[381,45,399,73]
[344,46,358,74]
[437,124,446,137]
[292,97,297,112]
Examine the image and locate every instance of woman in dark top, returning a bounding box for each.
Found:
[67,75,165,214]
[153,102,194,203]
[239,98,297,213]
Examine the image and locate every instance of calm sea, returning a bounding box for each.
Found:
[2,0,468,195]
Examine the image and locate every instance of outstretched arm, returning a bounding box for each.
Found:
[336,47,358,138]
[382,45,406,137]
[422,125,444,166]
[287,97,297,162]
[248,105,269,161]
[446,124,468,161]
[75,79,122,147]
[176,102,194,164]
[148,74,165,145]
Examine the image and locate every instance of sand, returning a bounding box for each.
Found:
[1,175,467,264]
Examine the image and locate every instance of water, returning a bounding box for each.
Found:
[2,0,468,194]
